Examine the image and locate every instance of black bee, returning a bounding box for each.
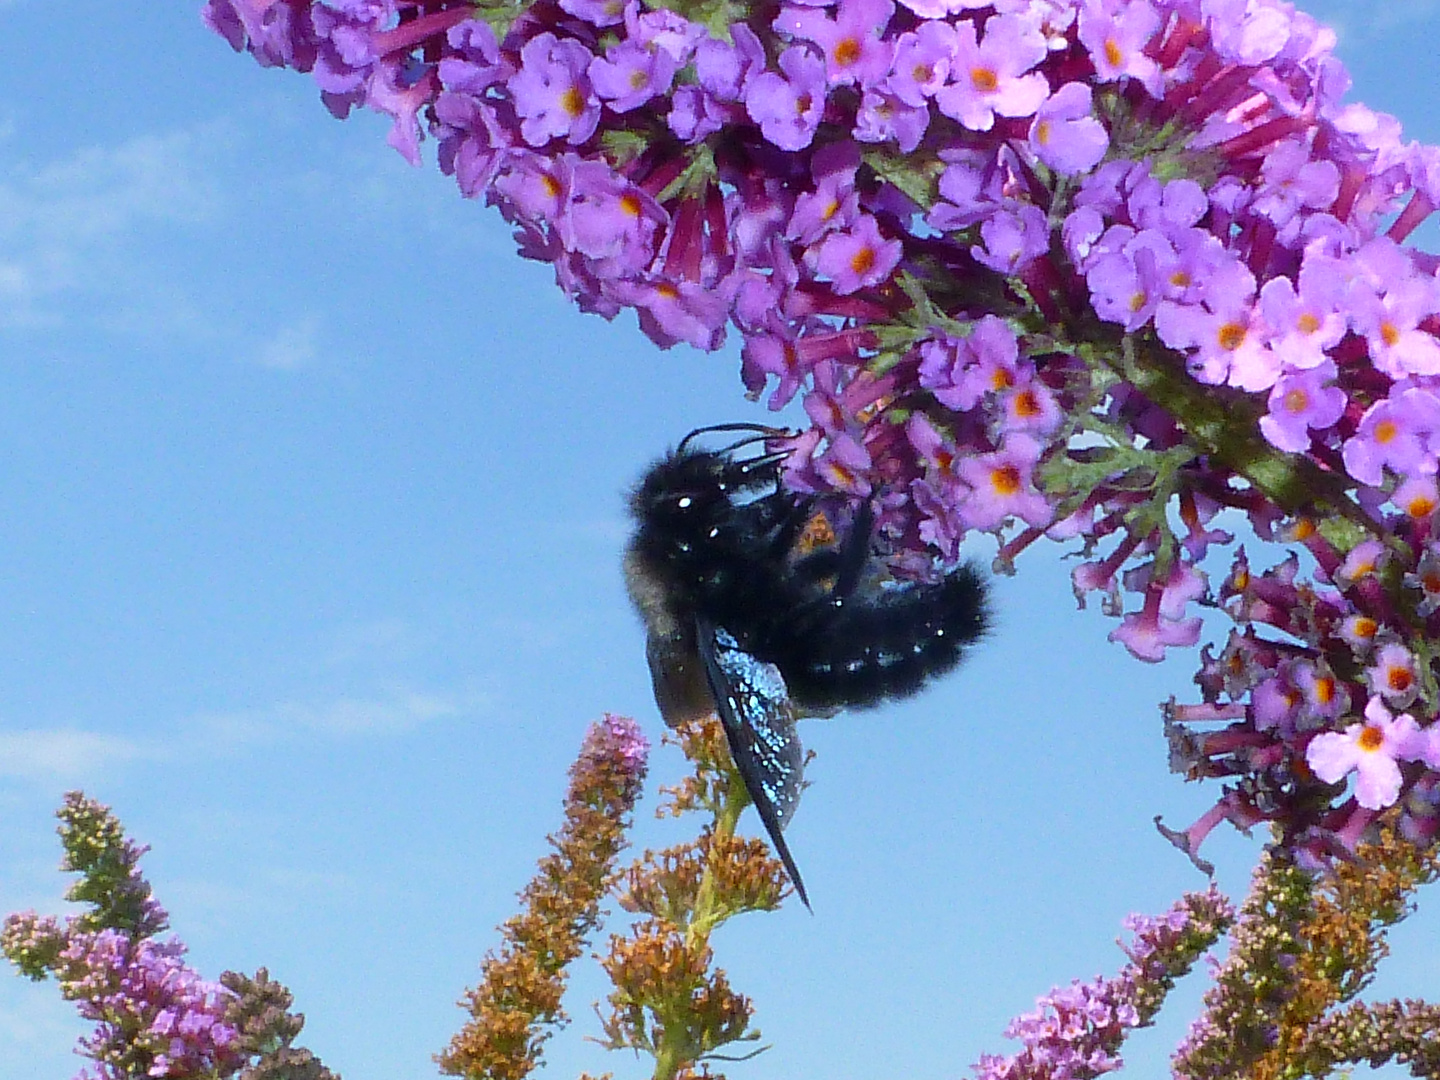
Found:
[624,424,990,907]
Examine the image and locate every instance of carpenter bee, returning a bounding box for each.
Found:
[624,424,990,907]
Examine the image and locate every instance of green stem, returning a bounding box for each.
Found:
[650,762,748,1080]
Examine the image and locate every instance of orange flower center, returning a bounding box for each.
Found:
[1217,322,1246,351]
[1103,38,1124,68]
[1406,495,1438,519]
[990,464,1022,496]
[561,86,586,118]
[1388,666,1414,694]
[834,37,862,67]
[971,66,999,92]
[1358,725,1385,752]
[850,246,877,276]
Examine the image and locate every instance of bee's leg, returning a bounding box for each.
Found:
[828,498,874,601]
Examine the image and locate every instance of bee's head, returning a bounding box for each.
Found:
[629,446,738,537]
[629,426,795,534]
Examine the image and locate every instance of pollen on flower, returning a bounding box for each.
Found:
[1128,290,1147,313]
[850,246,877,275]
[655,282,680,300]
[1358,725,1385,752]
[1014,389,1042,418]
[795,92,813,115]
[970,66,998,93]
[561,85,586,118]
[823,460,858,488]
[620,192,642,218]
[1350,615,1379,639]
[541,173,563,198]
[1374,418,1399,444]
[1313,676,1336,705]
[834,38,861,67]
[991,368,1016,390]
[1404,492,1438,518]
[1388,667,1415,694]
[1035,119,1052,146]
[1217,322,1247,351]
[990,463,1022,495]
[1381,320,1401,347]
[1297,312,1320,334]
[1282,387,1310,414]
[1170,270,1192,289]
[796,511,837,554]
[1103,38,1123,68]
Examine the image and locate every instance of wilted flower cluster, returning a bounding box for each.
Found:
[1173,833,1440,1080]
[973,886,1234,1080]
[440,714,648,1080]
[205,0,1440,852]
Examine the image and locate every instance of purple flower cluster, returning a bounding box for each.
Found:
[206,0,1440,856]
[1165,528,1440,867]
[69,928,242,1080]
[6,794,337,1080]
[581,712,651,785]
[5,913,242,1080]
[973,888,1234,1080]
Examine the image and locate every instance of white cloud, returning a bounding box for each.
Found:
[0,729,154,783]
[256,315,323,370]
[0,130,219,330]
[0,690,473,786]
[272,691,465,735]
[189,687,473,747]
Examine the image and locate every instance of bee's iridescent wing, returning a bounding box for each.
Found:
[695,617,809,909]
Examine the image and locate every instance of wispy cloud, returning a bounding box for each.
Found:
[0,728,154,783]
[0,688,475,787]
[0,130,220,330]
[255,314,323,370]
[1318,0,1439,39]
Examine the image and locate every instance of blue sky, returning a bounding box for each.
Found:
[2,2,1439,1078]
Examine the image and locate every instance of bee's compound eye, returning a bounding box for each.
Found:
[677,496,693,509]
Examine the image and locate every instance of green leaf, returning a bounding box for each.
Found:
[861,148,946,210]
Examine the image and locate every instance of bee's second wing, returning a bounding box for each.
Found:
[695,617,809,908]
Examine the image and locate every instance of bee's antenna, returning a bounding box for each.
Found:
[677,423,796,456]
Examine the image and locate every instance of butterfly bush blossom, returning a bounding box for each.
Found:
[206,0,1440,863]
[974,886,1234,1080]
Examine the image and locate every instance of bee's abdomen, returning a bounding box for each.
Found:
[769,565,990,710]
